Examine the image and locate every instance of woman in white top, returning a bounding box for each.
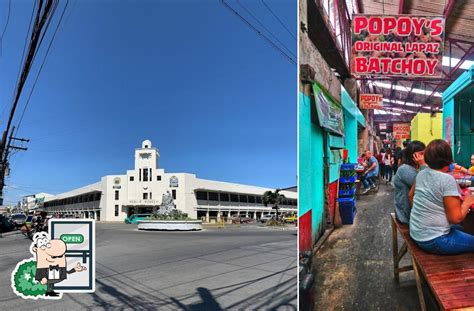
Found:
[383,148,394,183]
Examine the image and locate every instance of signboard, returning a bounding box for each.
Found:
[379,123,387,130]
[393,123,411,139]
[128,199,160,205]
[312,83,344,136]
[360,94,383,109]
[351,15,445,77]
[169,176,179,188]
[49,219,95,292]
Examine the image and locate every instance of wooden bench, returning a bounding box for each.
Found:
[390,213,474,311]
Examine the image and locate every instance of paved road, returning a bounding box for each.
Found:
[0,224,296,310]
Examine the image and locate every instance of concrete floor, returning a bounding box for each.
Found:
[0,224,296,310]
[313,184,434,311]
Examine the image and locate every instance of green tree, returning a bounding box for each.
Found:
[262,189,286,221]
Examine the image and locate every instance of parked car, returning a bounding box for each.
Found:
[11,214,27,227]
[260,214,275,223]
[240,216,254,224]
[283,214,298,223]
[0,215,15,232]
[124,214,152,224]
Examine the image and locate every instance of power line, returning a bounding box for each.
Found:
[16,0,69,134]
[220,0,296,66]
[0,0,11,55]
[0,0,59,205]
[0,0,38,125]
[236,0,295,58]
[261,0,296,41]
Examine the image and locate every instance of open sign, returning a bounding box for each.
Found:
[60,234,84,244]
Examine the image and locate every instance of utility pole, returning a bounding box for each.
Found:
[0,126,29,205]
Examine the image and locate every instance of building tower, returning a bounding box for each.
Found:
[134,140,159,182]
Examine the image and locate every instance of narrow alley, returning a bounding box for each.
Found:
[313,184,429,311]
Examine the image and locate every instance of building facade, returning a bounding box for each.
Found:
[44,140,297,222]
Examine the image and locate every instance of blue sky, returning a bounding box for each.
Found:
[0,0,296,204]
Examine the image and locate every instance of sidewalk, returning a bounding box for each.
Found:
[313,184,420,310]
[0,230,22,238]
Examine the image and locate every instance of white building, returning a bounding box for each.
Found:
[21,192,54,212]
[44,140,298,222]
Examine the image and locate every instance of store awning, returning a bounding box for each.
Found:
[443,65,474,103]
[341,87,366,128]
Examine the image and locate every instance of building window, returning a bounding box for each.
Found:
[115,191,119,200]
[149,168,152,180]
[157,175,161,181]
[172,190,176,200]
[130,176,134,181]
[256,196,262,204]
[219,193,229,202]
[239,195,248,203]
[230,193,239,202]
[208,192,218,201]
[139,169,141,181]
[143,168,149,182]
[150,192,152,199]
[248,196,256,204]
[196,191,207,200]
[115,205,119,217]
[143,193,148,200]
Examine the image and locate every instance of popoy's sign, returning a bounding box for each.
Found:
[351,15,445,77]
[393,123,411,139]
[359,94,383,109]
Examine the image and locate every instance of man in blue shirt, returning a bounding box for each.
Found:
[362,150,379,194]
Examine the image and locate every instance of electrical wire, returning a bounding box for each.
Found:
[260,0,296,41]
[236,0,295,58]
[2,0,57,144]
[220,0,296,66]
[0,0,11,55]
[0,0,38,125]
[16,0,69,134]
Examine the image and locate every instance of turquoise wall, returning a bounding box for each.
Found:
[443,98,454,145]
[299,92,324,238]
[442,65,474,161]
[341,87,360,164]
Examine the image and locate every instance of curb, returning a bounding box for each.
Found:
[261,226,298,231]
[0,230,22,238]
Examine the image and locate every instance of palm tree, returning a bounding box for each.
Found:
[262,189,286,221]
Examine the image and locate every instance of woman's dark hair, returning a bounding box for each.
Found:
[424,139,453,169]
[401,140,426,167]
[386,148,392,156]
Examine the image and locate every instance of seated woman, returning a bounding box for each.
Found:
[409,139,474,255]
[393,141,426,224]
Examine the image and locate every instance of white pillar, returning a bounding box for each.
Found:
[205,210,210,223]
[217,210,221,223]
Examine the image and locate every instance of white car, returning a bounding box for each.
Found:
[260,214,275,223]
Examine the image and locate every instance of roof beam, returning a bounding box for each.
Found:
[443,0,456,22]
[398,0,404,14]
[354,0,362,13]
